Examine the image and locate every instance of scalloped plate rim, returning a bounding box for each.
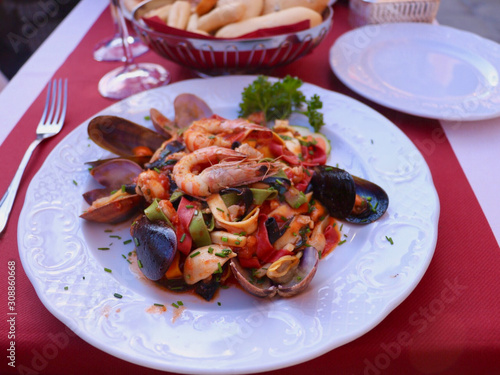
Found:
[18,76,439,374]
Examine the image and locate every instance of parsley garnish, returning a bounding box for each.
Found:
[238,75,325,132]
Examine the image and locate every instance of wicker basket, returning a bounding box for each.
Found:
[349,0,440,27]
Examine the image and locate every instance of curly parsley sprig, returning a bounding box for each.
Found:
[238,75,325,132]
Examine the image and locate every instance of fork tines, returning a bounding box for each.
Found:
[40,78,68,127]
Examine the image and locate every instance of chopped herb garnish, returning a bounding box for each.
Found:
[98,247,110,251]
[110,235,121,239]
[386,236,394,245]
[221,236,228,242]
[138,260,143,268]
[185,204,194,209]
[72,180,78,186]
[123,239,132,245]
[114,293,122,299]
[180,233,186,243]
[217,302,221,306]
[105,229,113,233]
[208,246,214,254]
[134,237,140,246]
[190,251,200,258]
[104,268,112,273]
[177,301,184,306]
[144,115,150,120]
[64,286,68,290]
[213,262,223,274]
[216,207,225,212]
[154,303,164,307]
[172,302,179,308]
[338,239,346,245]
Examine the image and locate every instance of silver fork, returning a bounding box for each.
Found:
[0,78,68,235]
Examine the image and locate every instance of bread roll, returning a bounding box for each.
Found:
[263,0,329,14]
[217,0,264,19]
[167,1,191,29]
[198,1,246,33]
[187,12,199,31]
[145,4,172,23]
[215,6,322,38]
[195,0,217,16]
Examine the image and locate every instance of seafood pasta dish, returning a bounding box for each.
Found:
[80,77,388,301]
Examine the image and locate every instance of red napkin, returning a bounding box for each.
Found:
[143,15,311,39]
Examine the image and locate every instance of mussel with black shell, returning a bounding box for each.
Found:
[310,165,389,224]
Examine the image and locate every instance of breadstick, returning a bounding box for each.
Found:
[187,12,199,31]
[215,6,322,38]
[167,1,191,29]
[195,0,217,15]
[197,1,246,33]
[145,4,172,23]
[217,0,263,19]
[263,0,329,14]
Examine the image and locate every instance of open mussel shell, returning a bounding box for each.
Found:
[150,108,175,138]
[86,155,151,169]
[82,188,111,205]
[230,258,276,298]
[277,247,319,297]
[311,165,388,224]
[174,93,213,128]
[230,247,319,298]
[131,215,177,281]
[80,194,143,224]
[349,175,389,224]
[89,159,143,188]
[88,115,167,157]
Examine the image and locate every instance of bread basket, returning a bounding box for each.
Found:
[131,0,333,76]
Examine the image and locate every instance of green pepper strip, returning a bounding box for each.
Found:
[284,186,307,209]
[144,199,173,227]
[189,209,212,248]
[220,192,240,208]
[250,188,278,205]
[169,190,184,202]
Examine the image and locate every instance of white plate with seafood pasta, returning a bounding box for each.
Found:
[18,76,439,374]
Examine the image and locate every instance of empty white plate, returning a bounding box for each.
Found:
[330,23,500,121]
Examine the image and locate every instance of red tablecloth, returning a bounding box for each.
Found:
[1,3,499,375]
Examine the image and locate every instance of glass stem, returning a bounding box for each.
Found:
[112,0,134,66]
[109,1,120,38]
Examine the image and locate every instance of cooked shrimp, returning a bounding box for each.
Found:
[135,170,170,202]
[173,146,281,197]
[182,117,272,152]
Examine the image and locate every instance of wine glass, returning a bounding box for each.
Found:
[93,0,148,62]
[98,0,171,100]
